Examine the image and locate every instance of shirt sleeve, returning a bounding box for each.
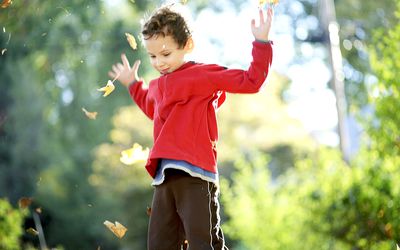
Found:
[128,81,154,120]
[205,40,273,93]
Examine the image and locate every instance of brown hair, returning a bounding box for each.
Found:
[141,5,192,49]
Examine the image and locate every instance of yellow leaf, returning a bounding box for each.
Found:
[125,33,137,50]
[18,197,33,209]
[181,0,188,4]
[97,80,115,97]
[1,0,12,8]
[259,0,279,5]
[120,143,149,165]
[103,220,128,239]
[26,227,39,236]
[82,107,98,120]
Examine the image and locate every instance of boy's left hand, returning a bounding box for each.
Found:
[108,54,141,87]
[251,7,273,42]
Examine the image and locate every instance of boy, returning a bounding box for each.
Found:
[109,4,273,250]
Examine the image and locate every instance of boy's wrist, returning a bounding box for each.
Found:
[255,38,272,43]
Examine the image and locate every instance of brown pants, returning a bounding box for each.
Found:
[148,169,228,250]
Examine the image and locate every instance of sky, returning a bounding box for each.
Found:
[185,0,340,147]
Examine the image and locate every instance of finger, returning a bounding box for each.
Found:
[108,71,116,78]
[112,64,119,73]
[121,53,131,69]
[132,60,141,70]
[268,6,273,19]
[251,18,256,29]
[117,63,124,71]
[259,8,265,25]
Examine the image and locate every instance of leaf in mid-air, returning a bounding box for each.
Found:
[125,33,137,50]
[259,0,279,5]
[103,220,128,239]
[1,0,12,8]
[26,228,39,236]
[81,107,98,120]
[146,206,152,216]
[120,143,149,165]
[18,197,33,209]
[97,80,115,97]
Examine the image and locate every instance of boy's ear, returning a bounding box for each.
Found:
[184,37,194,53]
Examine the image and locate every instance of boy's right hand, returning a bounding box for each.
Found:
[108,54,141,87]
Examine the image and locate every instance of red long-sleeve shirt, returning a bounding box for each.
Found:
[129,40,273,178]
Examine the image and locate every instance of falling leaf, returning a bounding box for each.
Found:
[259,0,279,6]
[1,48,7,55]
[35,207,42,214]
[146,206,151,217]
[104,220,128,239]
[181,0,188,4]
[1,0,12,8]
[125,33,137,50]
[18,197,33,209]
[26,228,39,236]
[97,80,115,97]
[82,107,98,120]
[120,143,149,165]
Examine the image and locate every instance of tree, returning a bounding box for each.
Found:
[0,199,25,250]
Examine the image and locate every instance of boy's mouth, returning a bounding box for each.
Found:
[160,68,170,74]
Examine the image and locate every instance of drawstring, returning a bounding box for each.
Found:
[207,182,215,250]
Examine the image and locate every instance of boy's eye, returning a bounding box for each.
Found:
[163,53,171,57]
[150,55,156,59]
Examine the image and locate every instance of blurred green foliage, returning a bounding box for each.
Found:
[0,199,25,250]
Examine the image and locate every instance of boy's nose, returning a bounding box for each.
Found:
[156,58,164,66]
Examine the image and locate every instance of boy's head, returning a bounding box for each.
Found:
[141,5,194,74]
[141,5,192,49]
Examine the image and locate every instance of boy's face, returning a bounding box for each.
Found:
[144,35,190,75]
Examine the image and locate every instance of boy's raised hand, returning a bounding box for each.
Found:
[251,7,273,42]
[108,54,141,87]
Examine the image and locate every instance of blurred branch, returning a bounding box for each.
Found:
[319,0,351,163]
[33,211,47,250]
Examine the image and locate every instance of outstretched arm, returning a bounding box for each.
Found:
[251,7,273,42]
[108,54,141,87]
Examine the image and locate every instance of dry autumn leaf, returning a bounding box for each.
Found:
[259,0,279,5]
[120,143,149,165]
[26,227,39,236]
[104,220,128,239]
[1,0,12,8]
[35,207,42,214]
[97,80,115,97]
[1,48,6,55]
[18,197,33,209]
[81,107,98,120]
[146,206,152,217]
[125,33,137,50]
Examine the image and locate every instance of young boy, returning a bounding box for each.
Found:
[109,4,273,250]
